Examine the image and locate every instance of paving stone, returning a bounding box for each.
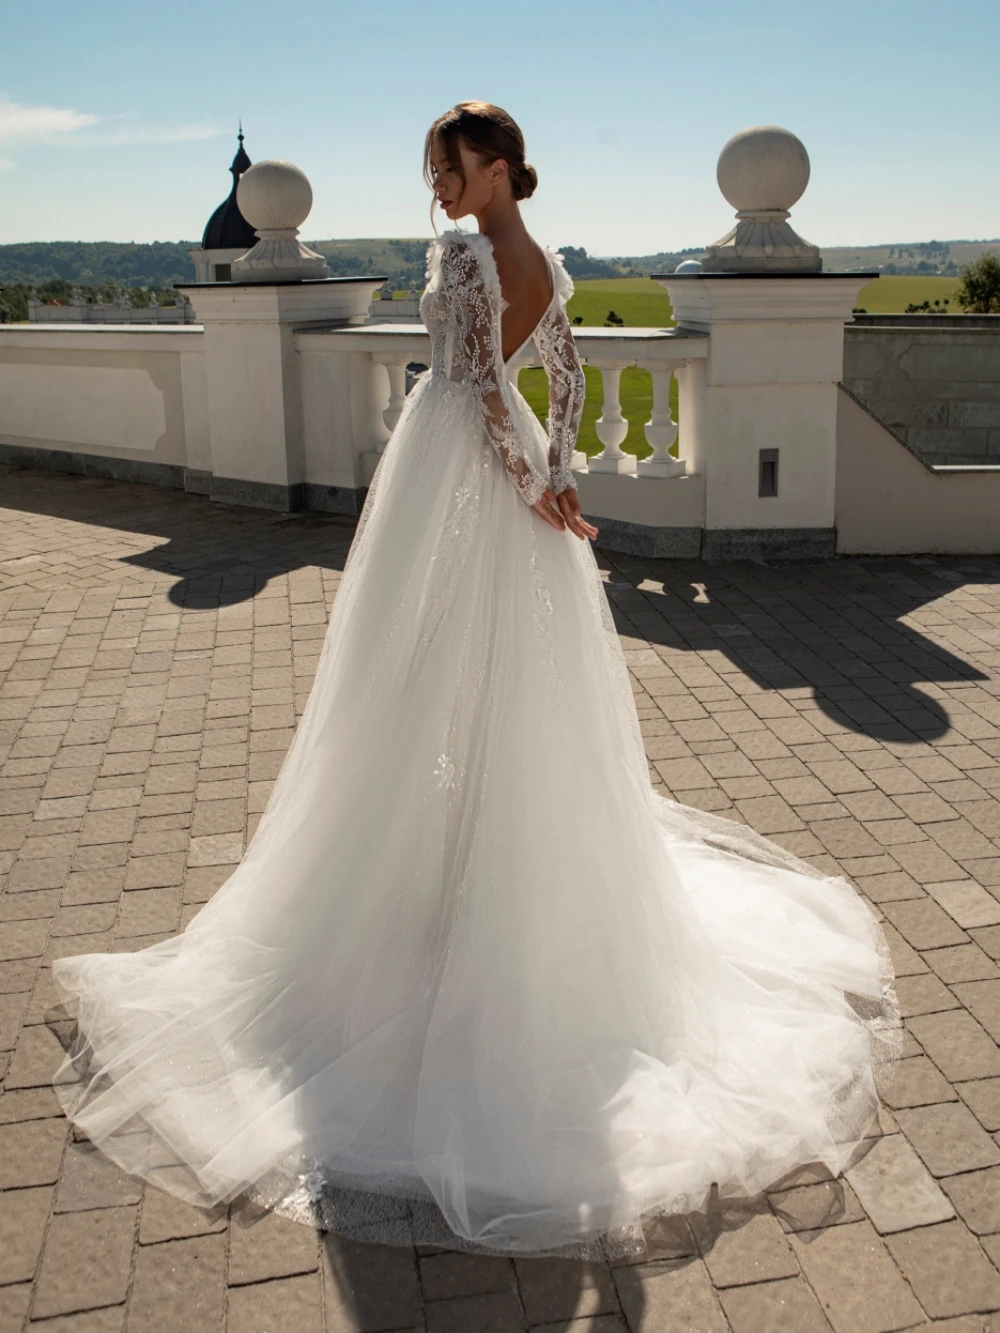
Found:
[6,1019,70,1089]
[926,944,1000,984]
[789,1219,923,1333]
[514,1258,619,1324]
[0,1183,54,1284]
[886,1220,1000,1318]
[226,1271,324,1333]
[612,1257,727,1332]
[126,1231,227,1332]
[116,887,181,937]
[228,1207,318,1285]
[940,1165,1000,1235]
[0,917,49,960]
[881,898,969,950]
[187,833,243,866]
[7,856,70,892]
[690,1198,799,1287]
[0,1085,62,1123]
[321,1236,424,1331]
[854,870,924,903]
[897,1101,1000,1175]
[891,840,967,884]
[419,1252,516,1301]
[845,1132,955,1232]
[123,852,185,890]
[0,887,61,921]
[953,979,1000,1043]
[895,972,960,1017]
[422,1288,526,1333]
[138,1171,228,1244]
[0,1285,32,1333]
[926,880,1000,929]
[906,1010,1000,1081]
[61,866,126,904]
[957,1079,1000,1133]
[719,1276,833,1333]
[54,1140,143,1212]
[0,1116,68,1187]
[769,1178,864,1232]
[33,1205,137,1319]
[884,1055,960,1110]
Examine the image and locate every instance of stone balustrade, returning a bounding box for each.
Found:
[2,130,999,556]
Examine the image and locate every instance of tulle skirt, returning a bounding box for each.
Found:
[51,371,900,1259]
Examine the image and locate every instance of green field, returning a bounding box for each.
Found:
[852,274,960,313]
[518,277,673,458]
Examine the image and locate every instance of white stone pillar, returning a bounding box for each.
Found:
[657,124,875,559]
[659,274,870,557]
[176,160,382,510]
[176,279,379,509]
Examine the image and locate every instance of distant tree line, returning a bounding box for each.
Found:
[0,241,197,289]
[0,279,182,324]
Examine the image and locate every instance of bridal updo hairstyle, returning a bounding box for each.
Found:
[424,101,538,219]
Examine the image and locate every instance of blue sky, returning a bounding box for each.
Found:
[1,0,997,255]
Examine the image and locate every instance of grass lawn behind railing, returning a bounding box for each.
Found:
[516,273,965,459]
[519,277,675,458]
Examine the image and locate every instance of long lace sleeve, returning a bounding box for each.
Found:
[439,237,549,507]
[534,294,586,497]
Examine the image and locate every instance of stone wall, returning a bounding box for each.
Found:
[843,315,1000,466]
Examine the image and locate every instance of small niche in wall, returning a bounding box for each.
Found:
[213,263,232,282]
[759,448,779,498]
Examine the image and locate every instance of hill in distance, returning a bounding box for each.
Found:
[2,236,998,294]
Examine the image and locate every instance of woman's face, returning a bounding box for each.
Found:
[429,135,507,221]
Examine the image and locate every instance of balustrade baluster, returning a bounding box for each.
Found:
[589,362,636,474]
[637,367,685,478]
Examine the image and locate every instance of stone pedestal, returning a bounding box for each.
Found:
[175,278,380,509]
[657,272,875,558]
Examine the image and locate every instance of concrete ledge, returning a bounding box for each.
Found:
[0,442,185,490]
[183,468,212,495]
[208,476,305,511]
[303,483,366,516]
[702,528,837,561]
[587,516,702,559]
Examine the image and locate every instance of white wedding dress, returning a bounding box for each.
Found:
[51,230,900,1260]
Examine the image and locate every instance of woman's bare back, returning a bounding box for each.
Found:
[490,235,555,363]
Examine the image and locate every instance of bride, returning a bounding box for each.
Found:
[50,101,899,1260]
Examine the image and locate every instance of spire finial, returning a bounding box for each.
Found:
[238,118,244,145]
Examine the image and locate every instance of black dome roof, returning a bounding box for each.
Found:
[201,128,258,251]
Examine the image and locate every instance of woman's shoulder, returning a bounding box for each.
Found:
[542,245,575,307]
[424,230,498,291]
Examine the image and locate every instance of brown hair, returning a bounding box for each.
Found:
[424,102,538,223]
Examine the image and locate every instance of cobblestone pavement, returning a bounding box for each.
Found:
[2,464,1000,1333]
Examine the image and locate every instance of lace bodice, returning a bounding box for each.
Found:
[421,230,586,506]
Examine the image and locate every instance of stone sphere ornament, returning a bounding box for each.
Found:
[237,160,314,235]
[702,124,820,273]
[231,159,330,283]
[716,126,811,218]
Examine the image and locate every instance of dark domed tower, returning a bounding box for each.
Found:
[189,126,258,282]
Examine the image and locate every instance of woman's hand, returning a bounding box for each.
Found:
[531,488,567,532]
[556,487,599,542]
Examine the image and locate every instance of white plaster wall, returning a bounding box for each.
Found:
[298,345,367,491]
[703,382,839,531]
[573,471,704,527]
[0,328,200,466]
[200,319,301,487]
[179,350,211,474]
[836,388,1000,554]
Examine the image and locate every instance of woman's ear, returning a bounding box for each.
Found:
[490,158,509,189]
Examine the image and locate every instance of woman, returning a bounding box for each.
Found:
[50,102,899,1260]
